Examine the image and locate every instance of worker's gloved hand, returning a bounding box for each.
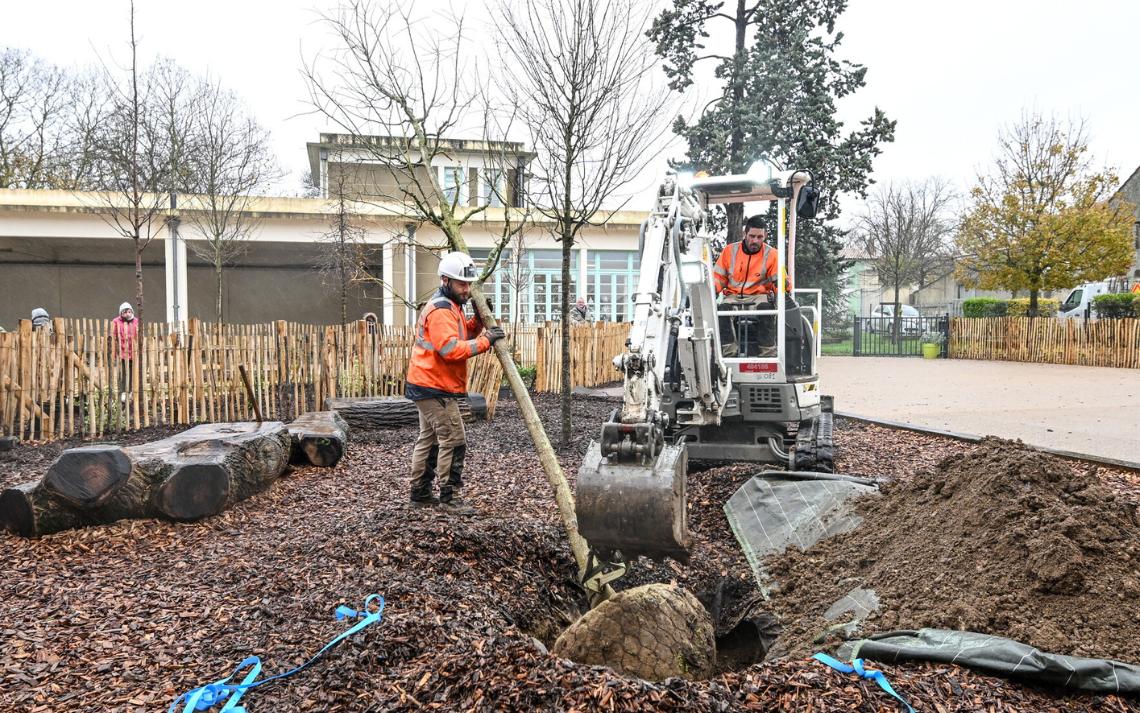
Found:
[485,326,506,345]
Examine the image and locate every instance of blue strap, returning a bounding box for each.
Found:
[169,594,385,713]
[812,652,915,713]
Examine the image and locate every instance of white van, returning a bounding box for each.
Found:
[1057,282,1113,320]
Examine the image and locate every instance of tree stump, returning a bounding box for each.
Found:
[552,583,716,681]
[287,411,349,467]
[325,394,486,430]
[0,422,290,537]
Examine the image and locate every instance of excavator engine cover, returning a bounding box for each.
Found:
[577,441,691,562]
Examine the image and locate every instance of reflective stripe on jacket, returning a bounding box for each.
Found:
[712,241,787,297]
[405,289,490,396]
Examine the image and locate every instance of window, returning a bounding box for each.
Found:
[529,249,578,323]
[468,248,511,321]
[441,166,465,206]
[1134,222,1140,249]
[587,251,639,322]
[482,169,505,208]
[1061,289,1082,311]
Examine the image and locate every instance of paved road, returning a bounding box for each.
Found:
[820,356,1140,463]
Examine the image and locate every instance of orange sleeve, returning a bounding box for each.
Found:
[426,308,490,361]
[713,245,732,294]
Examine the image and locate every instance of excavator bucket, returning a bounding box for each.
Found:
[577,442,691,562]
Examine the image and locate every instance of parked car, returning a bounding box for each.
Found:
[870,303,922,335]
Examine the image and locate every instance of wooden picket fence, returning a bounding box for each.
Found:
[534,322,629,393]
[0,318,503,442]
[950,317,1140,368]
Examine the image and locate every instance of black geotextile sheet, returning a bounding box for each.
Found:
[838,629,1140,695]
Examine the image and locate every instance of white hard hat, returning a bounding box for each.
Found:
[31,307,49,319]
[438,252,477,281]
[119,302,134,313]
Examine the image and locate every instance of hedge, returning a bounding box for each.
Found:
[962,297,1060,317]
[1006,298,1059,317]
[961,298,1007,317]
[1092,293,1139,319]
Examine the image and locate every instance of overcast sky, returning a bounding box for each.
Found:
[3,0,1139,218]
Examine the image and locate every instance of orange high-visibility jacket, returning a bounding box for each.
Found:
[406,291,491,395]
[712,241,787,297]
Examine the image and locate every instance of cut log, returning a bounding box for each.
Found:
[287,411,349,467]
[0,421,291,537]
[325,393,486,430]
[43,445,134,508]
[325,397,416,429]
[0,481,85,537]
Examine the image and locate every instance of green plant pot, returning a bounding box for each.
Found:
[922,343,940,359]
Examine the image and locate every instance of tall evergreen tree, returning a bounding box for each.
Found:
[650,0,895,329]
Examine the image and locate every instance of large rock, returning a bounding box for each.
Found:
[552,583,715,680]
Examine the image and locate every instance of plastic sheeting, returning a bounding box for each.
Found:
[838,629,1140,695]
[723,470,878,594]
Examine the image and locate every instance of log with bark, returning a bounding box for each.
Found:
[287,411,349,467]
[0,422,291,537]
[325,394,486,430]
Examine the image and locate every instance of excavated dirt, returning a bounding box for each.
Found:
[766,436,1140,661]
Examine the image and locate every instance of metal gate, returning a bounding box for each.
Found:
[853,316,949,357]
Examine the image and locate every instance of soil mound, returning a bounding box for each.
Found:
[766,437,1140,660]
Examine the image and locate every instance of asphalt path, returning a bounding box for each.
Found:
[820,356,1140,463]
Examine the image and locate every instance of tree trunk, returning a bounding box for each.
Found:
[560,228,573,447]
[216,262,224,323]
[892,285,902,345]
[134,238,144,324]
[287,410,349,467]
[475,288,595,588]
[1029,289,1040,317]
[325,395,485,430]
[0,422,291,537]
[725,0,748,240]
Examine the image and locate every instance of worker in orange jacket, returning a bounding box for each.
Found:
[406,252,505,511]
[713,215,788,356]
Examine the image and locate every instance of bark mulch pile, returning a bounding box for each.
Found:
[766,435,1140,663]
[0,396,1137,711]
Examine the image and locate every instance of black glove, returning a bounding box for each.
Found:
[485,326,506,345]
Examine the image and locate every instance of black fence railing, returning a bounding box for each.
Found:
[853,316,949,357]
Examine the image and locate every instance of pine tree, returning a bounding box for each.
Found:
[650,0,894,329]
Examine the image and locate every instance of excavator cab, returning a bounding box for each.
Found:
[576,166,833,566]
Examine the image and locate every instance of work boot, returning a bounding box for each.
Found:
[439,495,477,515]
[410,496,440,508]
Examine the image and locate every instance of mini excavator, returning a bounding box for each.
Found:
[576,164,834,575]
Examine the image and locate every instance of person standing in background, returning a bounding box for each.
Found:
[112,302,139,399]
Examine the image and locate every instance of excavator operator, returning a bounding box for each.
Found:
[405,252,506,512]
[713,215,787,357]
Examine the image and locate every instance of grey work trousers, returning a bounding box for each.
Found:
[409,397,467,502]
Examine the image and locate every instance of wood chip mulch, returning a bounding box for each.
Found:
[0,394,1137,711]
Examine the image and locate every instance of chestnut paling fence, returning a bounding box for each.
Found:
[0,318,629,442]
[949,317,1140,368]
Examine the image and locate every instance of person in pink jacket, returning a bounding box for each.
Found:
[112,302,139,397]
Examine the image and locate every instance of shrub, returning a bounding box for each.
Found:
[961,297,1008,317]
[920,330,945,345]
[1006,298,1059,317]
[1092,293,1138,319]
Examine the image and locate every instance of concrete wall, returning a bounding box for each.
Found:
[0,261,389,330]
[1115,167,1140,280]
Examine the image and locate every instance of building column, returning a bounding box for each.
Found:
[381,242,395,326]
[164,202,188,325]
